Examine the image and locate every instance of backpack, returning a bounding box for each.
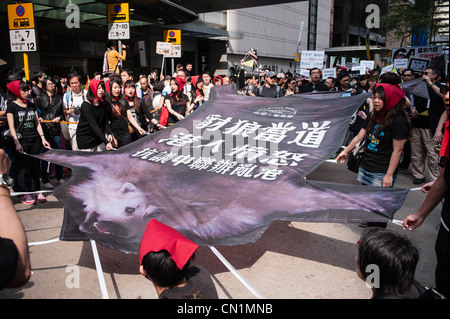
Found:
[257,84,282,97]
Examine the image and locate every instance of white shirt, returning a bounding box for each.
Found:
[63,89,87,129]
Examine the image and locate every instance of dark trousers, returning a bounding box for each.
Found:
[435,224,449,298]
[16,138,42,192]
[40,134,63,183]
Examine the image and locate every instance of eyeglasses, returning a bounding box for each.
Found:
[403,74,413,77]
[423,72,434,75]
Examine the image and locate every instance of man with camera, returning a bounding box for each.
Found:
[63,73,87,151]
[103,40,127,75]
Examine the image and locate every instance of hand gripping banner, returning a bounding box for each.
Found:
[34,85,409,253]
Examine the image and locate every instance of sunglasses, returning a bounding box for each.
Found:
[423,72,434,75]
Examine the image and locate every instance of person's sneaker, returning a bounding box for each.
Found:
[58,179,65,185]
[43,182,54,189]
[22,194,36,205]
[413,178,425,185]
[36,193,47,203]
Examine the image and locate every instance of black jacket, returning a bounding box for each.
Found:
[35,94,64,136]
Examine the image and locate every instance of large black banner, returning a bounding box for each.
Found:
[35,85,409,253]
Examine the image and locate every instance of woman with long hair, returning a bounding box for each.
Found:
[35,77,65,188]
[122,79,151,141]
[6,80,51,205]
[106,78,132,147]
[190,75,205,110]
[76,79,113,151]
[159,77,193,126]
[337,83,411,188]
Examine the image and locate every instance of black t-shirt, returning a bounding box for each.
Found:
[76,100,112,149]
[164,94,189,124]
[361,113,410,174]
[158,266,219,299]
[0,237,18,290]
[110,99,131,136]
[6,101,39,140]
[299,81,329,93]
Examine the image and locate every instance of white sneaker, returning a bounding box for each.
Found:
[36,193,47,203]
[43,182,53,189]
[58,179,65,184]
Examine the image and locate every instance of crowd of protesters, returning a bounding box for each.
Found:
[0,61,448,202]
[0,56,448,298]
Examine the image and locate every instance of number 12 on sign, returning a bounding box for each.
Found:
[9,28,37,52]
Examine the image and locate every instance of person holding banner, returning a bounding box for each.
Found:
[123,80,151,141]
[337,83,410,188]
[76,79,113,152]
[6,80,51,205]
[299,68,329,93]
[160,77,192,126]
[35,77,64,189]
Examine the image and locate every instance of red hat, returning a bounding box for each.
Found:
[375,83,405,111]
[139,220,198,270]
[172,76,186,94]
[89,79,104,102]
[6,80,27,102]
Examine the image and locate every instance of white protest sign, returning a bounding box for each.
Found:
[300,51,325,69]
[360,60,375,70]
[322,68,336,78]
[408,58,430,72]
[380,64,394,75]
[299,69,310,79]
[394,58,409,69]
[351,65,366,75]
[156,41,173,55]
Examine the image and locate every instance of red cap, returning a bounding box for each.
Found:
[139,220,198,269]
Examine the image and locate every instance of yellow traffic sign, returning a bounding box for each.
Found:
[7,3,35,30]
[107,3,129,23]
[294,52,301,62]
[163,30,181,45]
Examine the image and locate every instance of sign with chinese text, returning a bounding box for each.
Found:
[7,3,37,52]
[34,86,408,253]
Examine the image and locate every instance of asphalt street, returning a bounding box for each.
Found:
[0,159,443,300]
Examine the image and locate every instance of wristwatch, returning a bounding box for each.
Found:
[0,174,14,189]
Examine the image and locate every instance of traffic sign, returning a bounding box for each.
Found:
[163,30,181,45]
[107,22,130,40]
[107,3,130,40]
[7,3,35,30]
[164,44,181,58]
[107,3,130,23]
[9,29,37,52]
